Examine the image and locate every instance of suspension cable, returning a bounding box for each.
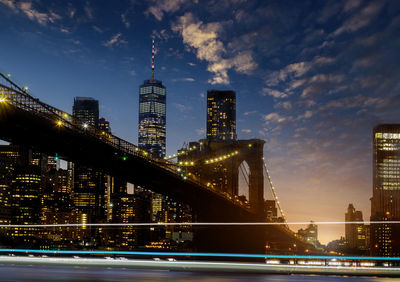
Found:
[263,160,288,227]
[239,163,249,187]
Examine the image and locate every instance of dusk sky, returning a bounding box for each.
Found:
[1,0,400,244]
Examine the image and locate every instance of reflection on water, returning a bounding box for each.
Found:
[0,265,395,281]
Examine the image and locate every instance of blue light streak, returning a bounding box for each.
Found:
[0,249,399,261]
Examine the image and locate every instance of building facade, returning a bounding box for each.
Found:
[72,97,107,238]
[345,203,369,252]
[72,97,99,128]
[371,124,400,256]
[206,90,236,142]
[138,80,166,158]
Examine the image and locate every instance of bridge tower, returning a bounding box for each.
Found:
[177,138,265,214]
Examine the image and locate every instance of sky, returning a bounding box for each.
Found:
[1,0,400,244]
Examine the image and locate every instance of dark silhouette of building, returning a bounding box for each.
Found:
[206,90,236,141]
[72,97,99,128]
[297,222,318,247]
[371,124,400,256]
[72,97,107,234]
[345,204,369,252]
[265,200,278,221]
[138,40,166,158]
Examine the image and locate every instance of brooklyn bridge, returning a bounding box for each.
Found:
[0,72,309,255]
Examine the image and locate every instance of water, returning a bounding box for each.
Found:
[0,265,397,281]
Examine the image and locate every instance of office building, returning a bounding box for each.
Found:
[371,124,400,256]
[72,97,107,229]
[297,222,318,247]
[138,40,166,158]
[99,117,111,133]
[72,97,99,128]
[11,165,41,241]
[206,90,236,141]
[345,204,369,251]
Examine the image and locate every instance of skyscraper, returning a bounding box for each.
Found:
[72,97,106,227]
[206,90,236,141]
[371,124,400,256]
[345,203,368,251]
[73,97,99,128]
[138,40,166,158]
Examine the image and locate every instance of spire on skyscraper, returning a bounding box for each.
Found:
[151,39,155,83]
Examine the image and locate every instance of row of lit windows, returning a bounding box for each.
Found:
[375,133,400,139]
[140,86,166,95]
[139,102,166,114]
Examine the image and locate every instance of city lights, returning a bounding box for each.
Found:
[0,0,400,276]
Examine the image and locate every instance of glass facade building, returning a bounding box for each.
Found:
[371,124,400,256]
[138,79,166,158]
[72,97,99,128]
[206,90,236,142]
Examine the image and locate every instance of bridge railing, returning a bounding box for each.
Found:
[0,73,249,209]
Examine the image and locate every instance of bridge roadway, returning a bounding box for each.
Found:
[0,74,307,254]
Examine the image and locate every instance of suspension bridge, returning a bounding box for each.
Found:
[0,72,309,254]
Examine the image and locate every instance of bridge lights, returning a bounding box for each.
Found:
[83,123,88,129]
[56,120,63,127]
[0,97,6,103]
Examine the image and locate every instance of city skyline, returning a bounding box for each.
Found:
[1,0,400,244]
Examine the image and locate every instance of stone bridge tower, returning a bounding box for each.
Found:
[177,138,265,213]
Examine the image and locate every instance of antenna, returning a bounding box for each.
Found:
[151,39,155,82]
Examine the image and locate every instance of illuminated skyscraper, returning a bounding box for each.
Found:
[11,165,41,241]
[73,97,99,128]
[206,90,236,141]
[371,124,400,256]
[138,40,166,158]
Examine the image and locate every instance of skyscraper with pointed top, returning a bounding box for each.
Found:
[138,39,166,158]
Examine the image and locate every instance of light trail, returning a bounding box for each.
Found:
[0,256,400,277]
[0,221,399,228]
[0,248,399,261]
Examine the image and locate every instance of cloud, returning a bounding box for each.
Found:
[298,110,313,120]
[152,29,170,41]
[241,129,252,134]
[281,101,292,110]
[196,128,205,135]
[0,0,17,11]
[244,110,257,116]
[266,56,335,86]
[188,62,196,66]
[172,12,257,84]
[146,0,187,21]
[84,1,94,20]
[343,0,362,12]
[263,112,292,124]
[174,103,192,112]
[261,88,288,99]
[172,77,195,82]
[121,13,130,28]
[1,1,62,25]
[103,33,127,48]
[333,1,383,36]
[300,74,345,98]
[92,25,103,33]
[60,28,70,33]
